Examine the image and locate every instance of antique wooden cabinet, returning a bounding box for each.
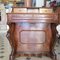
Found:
[7,7,58,60]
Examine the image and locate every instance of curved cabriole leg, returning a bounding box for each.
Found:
[6,32,15,60]
[6,24,16,60]
[43,52,57,60]
[9,54,14,60]
[37,53,42,58]
[52,52,57,60]
[50,51,57,60]
[9,55,14,60]
[9,48,15,60]
[26,57,31,60]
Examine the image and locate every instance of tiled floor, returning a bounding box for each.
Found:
[0,33,11,60]
[0,33,60,60]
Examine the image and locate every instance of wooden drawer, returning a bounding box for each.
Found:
[7,13,58,23]
[39,8,53,13]
[13,8,27,13]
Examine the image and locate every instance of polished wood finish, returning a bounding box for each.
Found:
[7,13,58,23]
[55,7,60,23]
[7,8,58,60]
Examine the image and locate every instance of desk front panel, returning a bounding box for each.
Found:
[13,23,51,53]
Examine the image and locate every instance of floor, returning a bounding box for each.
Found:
[0,33,60,60]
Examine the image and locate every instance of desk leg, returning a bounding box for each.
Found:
[9,48,15,60]
[49,51,57,60]
[26,57,31,60]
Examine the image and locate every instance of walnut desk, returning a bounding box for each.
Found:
[7,8,58,60]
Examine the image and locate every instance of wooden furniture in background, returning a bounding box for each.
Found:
[2,0,47,7]
[2,0,32,7]
[7,7,58,60]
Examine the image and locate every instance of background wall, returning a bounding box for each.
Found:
[51,0,60,2]
[56,0,60,2]
[36,0,44,7]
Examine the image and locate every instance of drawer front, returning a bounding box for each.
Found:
[7,13,58,23]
